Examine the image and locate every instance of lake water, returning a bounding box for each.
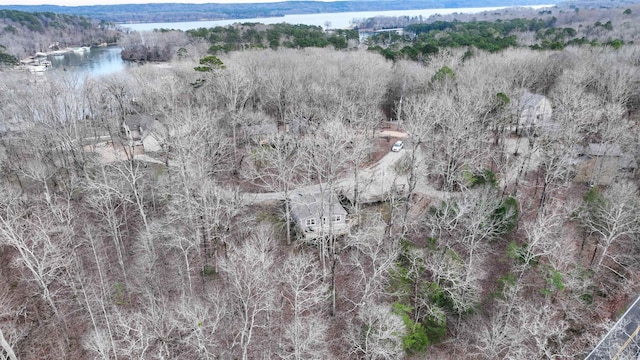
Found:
[121,5,553,32]
[46,46,127,78]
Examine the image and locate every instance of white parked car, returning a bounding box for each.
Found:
[391,140,404,152]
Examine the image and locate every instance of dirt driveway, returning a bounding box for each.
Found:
[83,140,143,163]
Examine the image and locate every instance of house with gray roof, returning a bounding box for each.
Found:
[511,92,554,136]
[574,143,637,185]
[243,121,278,145]
[290,192,350,239]
[122,113,167,152]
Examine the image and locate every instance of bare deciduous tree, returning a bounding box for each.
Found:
[247,133,305,244]
[219,231,277,360]
[350,303,406,360]
[576,181,640,274]
[346,219,400,310]
[0,201,74,317]
[0,287,20,360]
[466,282,568,359]
[279,252,329,359]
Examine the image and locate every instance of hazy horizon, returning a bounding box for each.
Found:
[1,0,554,9]
[4,0,313,6]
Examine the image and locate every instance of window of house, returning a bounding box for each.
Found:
[333,215,342,222]
[322,217,327,225]
[305,218,316,226]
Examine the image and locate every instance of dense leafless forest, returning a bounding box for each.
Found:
[1,3,640,359]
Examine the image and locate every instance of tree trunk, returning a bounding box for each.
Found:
[330,256,337,317]
[285,194,291,245]
[0,328,17,360]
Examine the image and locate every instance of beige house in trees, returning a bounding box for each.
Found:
[290,192,350,239]
[122,113,167,152]
[243,121,278,145]
[574,143,637,185]
[511,92,554,135]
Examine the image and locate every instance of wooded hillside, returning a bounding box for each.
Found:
[0,3,640,360]
[0,10,119,60]
[360,3,639,60]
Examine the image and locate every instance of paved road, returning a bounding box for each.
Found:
[242,146,453,205]
[93,134,455,206]
[586,295,640,360]
[334,146,452,204]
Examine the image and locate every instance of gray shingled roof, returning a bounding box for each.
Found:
[290,192,347,221]
[124,113,155,131]
[520,92,546,109]
[245,122,278,137]
[586,143,623,157]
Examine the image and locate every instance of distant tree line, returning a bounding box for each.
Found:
[365,14,630,61]
[175,14,628,63]
[186,23,359,52]
[119,28,191,62]
[0,9,92,32]
[0,45,17,66]
[118,23,359,63]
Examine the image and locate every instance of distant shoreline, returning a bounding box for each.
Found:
[0,1,560,24]
[120,4,555,31]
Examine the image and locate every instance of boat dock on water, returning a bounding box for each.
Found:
[18,55,53,73]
